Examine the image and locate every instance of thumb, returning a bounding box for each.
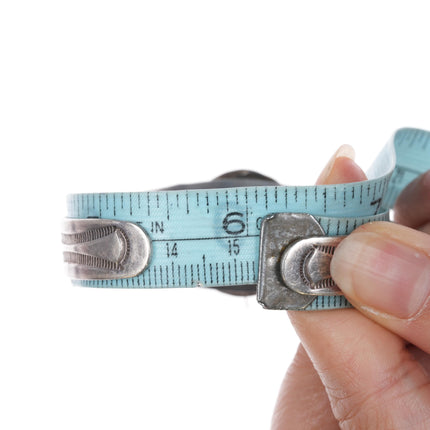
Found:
[331,221,430,353]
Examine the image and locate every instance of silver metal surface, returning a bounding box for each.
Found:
[62,218,151,280]
[257,213,344,310]
[281,236,345,296]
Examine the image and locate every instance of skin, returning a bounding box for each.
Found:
[272,150,430,429]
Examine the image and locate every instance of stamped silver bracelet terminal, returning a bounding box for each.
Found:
[62,218,151,280]
[281,235,344,296]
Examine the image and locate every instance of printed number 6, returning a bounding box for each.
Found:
[223,212,246,235]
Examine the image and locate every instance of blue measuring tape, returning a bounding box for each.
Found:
[63,128,430,310]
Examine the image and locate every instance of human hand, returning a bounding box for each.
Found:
[272,147,430,429]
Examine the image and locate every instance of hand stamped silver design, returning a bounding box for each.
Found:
[62,218,151,280]
[281,236,344,296]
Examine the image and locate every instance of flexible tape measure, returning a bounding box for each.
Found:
[63,128,430,310]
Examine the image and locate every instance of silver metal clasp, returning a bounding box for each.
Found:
[257,213,345,310]
[62,218,151,280]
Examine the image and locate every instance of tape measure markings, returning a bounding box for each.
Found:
[68,179,390,222]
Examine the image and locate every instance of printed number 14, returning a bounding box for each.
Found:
[166,242,178,257]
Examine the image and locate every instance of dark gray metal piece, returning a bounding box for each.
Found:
[257,213,343,310]
[281,236,345,296]
[62,218,151,280]
[162,170,279,191]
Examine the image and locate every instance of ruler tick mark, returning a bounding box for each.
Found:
[171,261,175,286]
[202,255,207,284]
[197,264,201,284]
[234,258,238,283]
[323,188,327,213]
[166,194,170,220]
[240,261,244,283]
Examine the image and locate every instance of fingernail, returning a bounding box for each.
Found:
[316,145,355,184]
[331,232,430,318]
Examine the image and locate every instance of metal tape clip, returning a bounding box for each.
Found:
[257,213,345,310]
[62,218,151,280]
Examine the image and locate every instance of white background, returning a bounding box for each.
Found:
[1,1,430,429]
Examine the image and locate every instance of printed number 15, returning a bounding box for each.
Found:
[228,239,240,256]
